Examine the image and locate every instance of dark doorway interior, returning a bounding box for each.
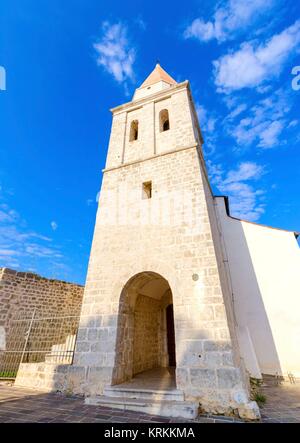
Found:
[166,304,176,367]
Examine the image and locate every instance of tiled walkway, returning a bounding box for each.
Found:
[0,381,299,423]
[259,382,300,423]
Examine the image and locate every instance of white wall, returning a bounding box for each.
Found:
[216,197,300,378]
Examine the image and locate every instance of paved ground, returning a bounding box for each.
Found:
[0,381,299,423]
[259,381,300,423]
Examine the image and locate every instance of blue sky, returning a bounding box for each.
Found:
[0,0,299,284]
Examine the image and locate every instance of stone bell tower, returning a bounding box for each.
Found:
[70,64,260,419]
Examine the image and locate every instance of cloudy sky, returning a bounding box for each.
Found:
[1,0,299,283]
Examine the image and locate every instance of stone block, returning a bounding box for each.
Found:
[222,352,234,366]
[76,328,87,341]
[87,328,98,341]
[190,368,217,388]
[176,367,189,387]
[201,351,222,368]
[55,364,70,374]
[78,352,106,366]
[76,341,90,352]
[214,304,226,320]
[238,401,261,420]
[102,315,118,327]
[217,368,242,389]
[203,340,231,352]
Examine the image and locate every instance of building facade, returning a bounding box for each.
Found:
[64,64,261,419]
[13,64,300,420]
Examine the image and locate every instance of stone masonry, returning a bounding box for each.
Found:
[13,65,260,420]
[0,268,83,322]
[133,295,161,375]
[0,267,84,376]
[63,66,259,419]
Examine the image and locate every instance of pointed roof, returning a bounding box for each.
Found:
[140,64,177,88]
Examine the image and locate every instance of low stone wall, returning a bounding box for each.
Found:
[0,267,84,339]
[0,267,84,377]
[15,362,67,391]
[0,268,84,323]
[15,362,86,395]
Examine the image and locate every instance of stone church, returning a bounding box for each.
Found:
[14,64,300,420]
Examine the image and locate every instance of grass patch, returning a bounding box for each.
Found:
[254,392,267,405]
[0,371,17,378]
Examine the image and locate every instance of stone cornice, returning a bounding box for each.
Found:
[103,143,198,173]
[110,81,189,115]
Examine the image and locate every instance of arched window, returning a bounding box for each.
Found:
[129,120,139,141]
[159,109,170,132]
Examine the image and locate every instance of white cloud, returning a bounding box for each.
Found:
[50,221,58,231]
[256,84,272,94]
[0,249,21,257]
[196,104,218,154]
[135,16,146,31]
[184,0,275,43]
[214,20,300,92]
[288,119,298,128]
[222,95,240,110]
[224,162,264,183]
[0,202,63,270]
[228,88,292,148]
[207,160,224,185]
[258,120,284,147]
[25,244,62,258]
[0,208,18,223]
[225,103,247,120]
[93,22,136,84]
[184,19,215,42]
[196,104,217,132]
[208,161,266,221]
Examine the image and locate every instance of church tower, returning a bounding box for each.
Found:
[71,64,259,419]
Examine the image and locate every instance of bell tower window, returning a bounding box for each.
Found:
[130,120,139,141]
[159,109,170,132]
[142,181,152,199]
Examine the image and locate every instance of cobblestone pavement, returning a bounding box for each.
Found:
[0,381,299,423]
[259,381,300,423]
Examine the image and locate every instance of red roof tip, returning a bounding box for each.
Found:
[140,64,177,88]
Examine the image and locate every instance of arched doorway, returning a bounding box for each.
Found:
[112,272,176,387]
[166,304,176,367]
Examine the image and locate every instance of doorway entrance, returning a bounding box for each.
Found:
[112,272,176,387]
[166,304,176,367]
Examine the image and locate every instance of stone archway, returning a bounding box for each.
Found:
[112,272,176,386]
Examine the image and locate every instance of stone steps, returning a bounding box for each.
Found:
[85,395,199,419]
[103,385,185,402]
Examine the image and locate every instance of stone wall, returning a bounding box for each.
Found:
[133,295,161,375]
[0,267,83,324]
[61,80,259,419]
[0,268,84,367]
[15,362,72,391]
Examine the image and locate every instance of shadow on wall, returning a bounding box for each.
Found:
[218,202,283,379]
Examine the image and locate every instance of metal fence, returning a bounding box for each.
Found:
[0,311,80,379]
